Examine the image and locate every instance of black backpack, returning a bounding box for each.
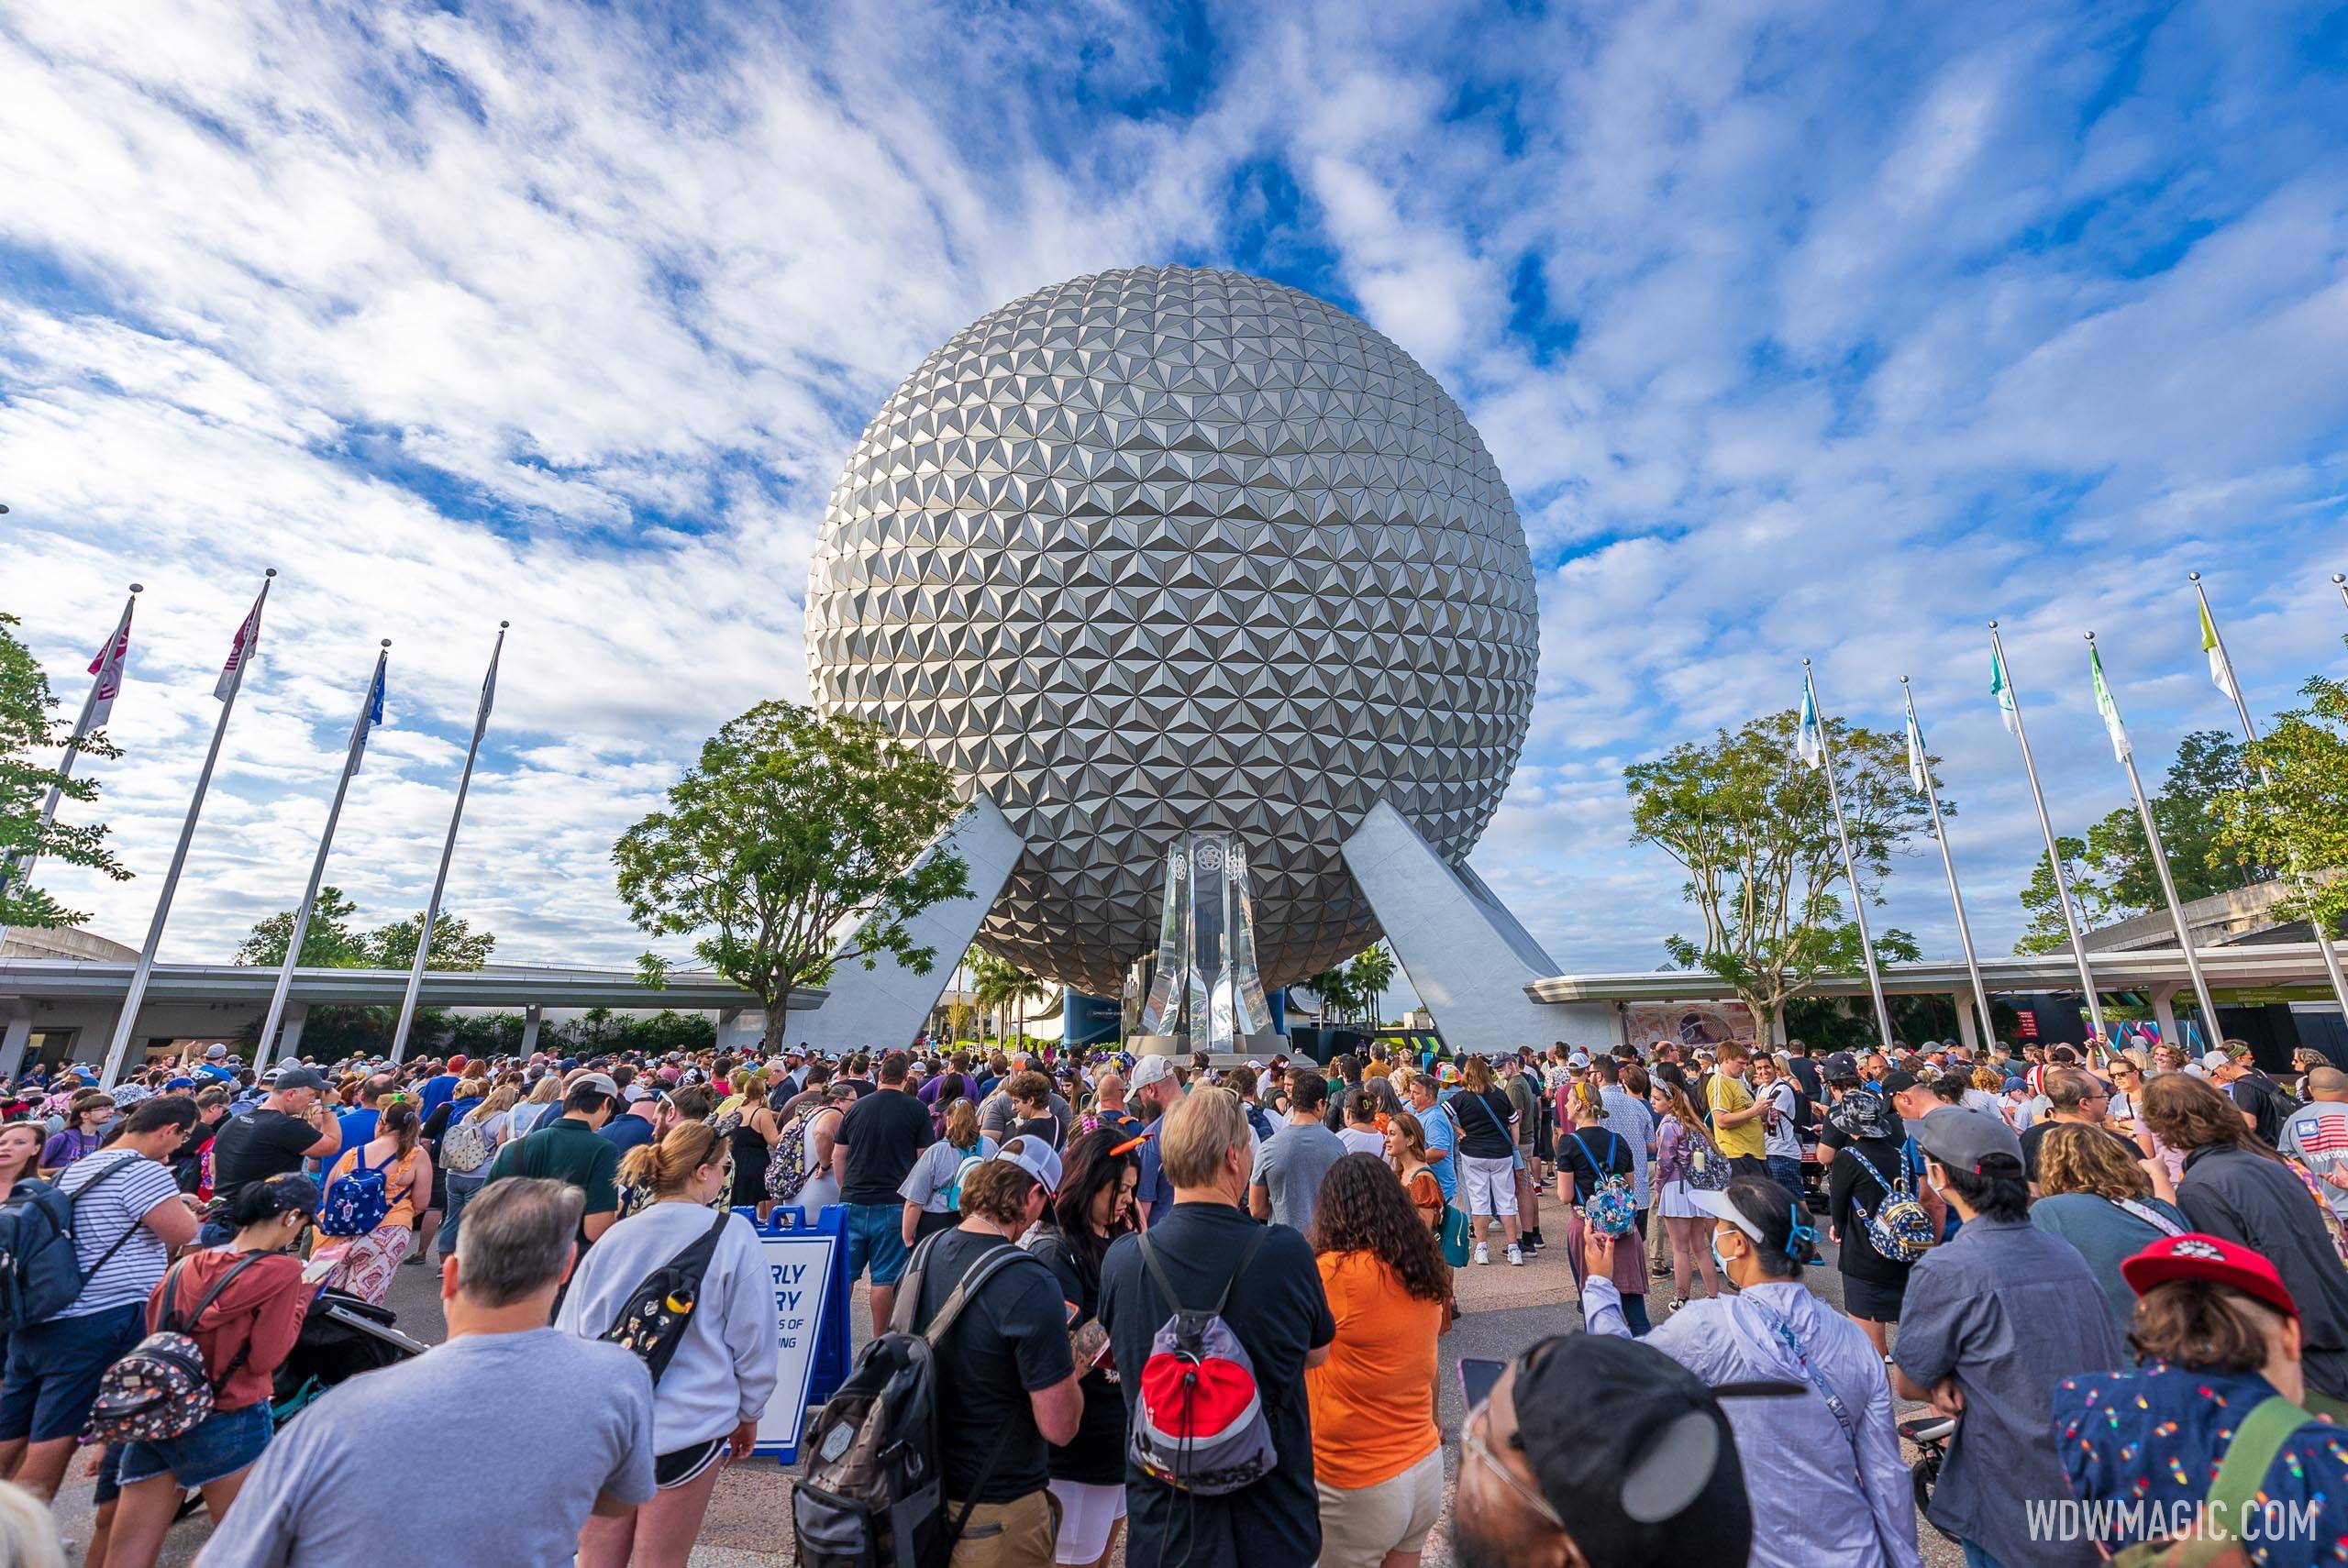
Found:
[792,1232,1038,1568]
[599,1211,731,1385]
[0,1157,143,1333]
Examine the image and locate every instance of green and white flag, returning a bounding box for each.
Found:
[2198,600,2238,701]
[1796,674,1825,768]
[1990,646,2019,734]
[1904,701,1930,793]
[2089,644,2131,762]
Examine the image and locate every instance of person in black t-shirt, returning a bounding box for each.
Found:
[204,1067,342,1244]
[2018,1068,2144,1186]
[1099,1087,1335,1568]
[2207,1043,2296,1147]
[1020,1128,1139,1567]
[836,1053,936,1333]
[910,1137,1080,1568]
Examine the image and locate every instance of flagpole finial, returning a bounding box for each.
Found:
[264,568,277,579]
[1988,619,1999,629]
[2188,571,2202,583]
[380,639,392,648]
[2085,631,2098,644]
[2334,574,2345,586]
[1802,657,1813,668]
[499,620,511,630]
[129,583,144,594]
[1899,674,1911,686]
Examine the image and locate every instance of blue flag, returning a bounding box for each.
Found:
[353,661,387,772]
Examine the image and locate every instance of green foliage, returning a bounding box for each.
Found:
[1304,964,1363,1023]
[969,950,1052,1040]
[613,701,969,1049]
[2015,731,2274,952]
[1628,708,1940,1033]
[2213,668,2348,937]
[0,612,129,928]
[234,886,495,971]
[1346,944,1396,1026]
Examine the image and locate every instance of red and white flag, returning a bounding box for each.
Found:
[215,593,265,701]
[84,599,136,728]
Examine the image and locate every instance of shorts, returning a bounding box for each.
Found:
[1843,1273,1909,1322]
[946,1487,1058,1568]
[92,1442,124,1507]
[1047,1478,1124,1563]
[655,1434,725,1489]
[845,1202,911,1287]
[0,1302,144,1443]
[1314,1444,1444,1567]
[1460,1154,1519,1218]
[118,1400,272,1489]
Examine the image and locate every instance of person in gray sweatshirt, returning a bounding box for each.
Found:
[558,1121,777,1566]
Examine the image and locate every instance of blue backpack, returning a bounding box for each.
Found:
[317,1146,404,1238]
[0,1157,141,1331]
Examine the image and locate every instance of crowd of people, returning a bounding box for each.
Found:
[0,1021,2340,1565]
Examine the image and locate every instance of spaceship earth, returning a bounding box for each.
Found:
[806,265,1538,996]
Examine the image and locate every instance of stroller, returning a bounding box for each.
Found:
[270,1287,429,1428]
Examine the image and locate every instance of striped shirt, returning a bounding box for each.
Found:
[54,1150,181,1318]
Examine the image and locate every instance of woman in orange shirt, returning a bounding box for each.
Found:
[1384,1112,1445,1231]
[1306,1154,1453,1568]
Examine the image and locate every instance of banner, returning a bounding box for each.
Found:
[1623,1000,1757,1055]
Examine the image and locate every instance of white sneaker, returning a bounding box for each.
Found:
[1474,1242,1490,1265]
[1506,1243,1525,1266]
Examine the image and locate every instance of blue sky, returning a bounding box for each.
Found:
[6,0,2347,988]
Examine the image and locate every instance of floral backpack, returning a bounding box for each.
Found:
[86,1254,266,1444]
[1568,1130,1638,1238]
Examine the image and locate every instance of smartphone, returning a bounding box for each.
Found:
[1458,1356,1507,1414]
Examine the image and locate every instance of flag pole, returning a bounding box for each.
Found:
[2190,574,2348,1017]
[0,583,140,926]
[2334,573,2347,614]
[2087,631,2222,1043]
[1900,676,1998,1048]
[390,622,507,1063]
[1804,662,1898,1049]
[255,640,390,1070]
[1988,621,2109,1041]
[101,571,272,1088]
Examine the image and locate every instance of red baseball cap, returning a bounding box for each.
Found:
[2121,1232,2298,1320]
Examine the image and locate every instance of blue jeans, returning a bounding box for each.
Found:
[1620,1291,1651,1335]
[437,1169,488,1260]
[1962,1543,2010,1568]
[844,1201,910,1286]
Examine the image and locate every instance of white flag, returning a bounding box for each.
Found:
[1905,703,1929,793]
[215,595,264,701]
[84,600,135,728]
[1990,646,2019,734]
[1796,676,1825,768]
[2090,645,2131,762]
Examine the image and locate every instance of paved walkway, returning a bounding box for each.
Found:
[48,1193,1961,1565]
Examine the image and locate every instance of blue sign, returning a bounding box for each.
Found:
[742,1205,852,1463]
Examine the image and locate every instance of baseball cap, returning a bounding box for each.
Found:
[1438,1063,1461,1083]
[2122,1232,2298,1320]
[1567,1051,1591,1068]
[1821,1050,1860,1081]
[1509,1335,1755,1567]
[1878,1070,1921,1097]
[991,1135,1062,1196]
[205,1043,228,1059]
[273,1066,330,1093]
[570,1072,621,1100]
[1130,1055,1176,1090]
[2001,1076,2027,1093]
[623,1085,654,1105]
[2199,1050,2232,1071]
[1912,1106,2023,1176]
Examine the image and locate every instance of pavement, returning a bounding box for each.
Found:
[47,1193,1963,1566]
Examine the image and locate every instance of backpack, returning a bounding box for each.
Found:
[600,1210,732,1386]
[1669,1120,1731,1193]
[1242,1103,1276,1144]
[792,1232,1041,1568]
[1847,1143,1937,1264]
[439,1115,494,1176]
[767,1107,817,1202]
[1129,1226,1279,1496]
[0,1155,145,1332]
[940,1154,988,1216]
[85,1253,267,1444]
[2110,1396,2309,1567]
[1568,1131,1637,1239]
[317,1146,404,1238]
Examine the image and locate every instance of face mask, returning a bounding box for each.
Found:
[1711,1231,1733,1278]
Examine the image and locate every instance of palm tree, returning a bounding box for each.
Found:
[1305,966,1362,1024]
[970,953,1052,1043]
[1347,944,1396,1028]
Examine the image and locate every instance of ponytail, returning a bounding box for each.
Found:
[616,1121,723,1199]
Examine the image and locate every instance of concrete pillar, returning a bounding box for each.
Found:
[717,1009,744,1054]
[520,1005,543,1054]
[1954,994,1979,1054]
[2150,983,2180,1052]
[276,1002,309,1061]
[0,999,31,1079]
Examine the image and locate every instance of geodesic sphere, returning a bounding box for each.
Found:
[806,265,1537,997]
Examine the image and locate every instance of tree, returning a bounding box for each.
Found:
[364,911,497,972]
[0,613,129,929]
[236,887,370,968]
[1346,943,1396,1027]
[1304,965,1363,1024]
[2014,731,2274,951]
[613,701,970,1051]
[1625,708,1938,1040]
[970,952,1051,1043]
[2213,668,2348,938]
